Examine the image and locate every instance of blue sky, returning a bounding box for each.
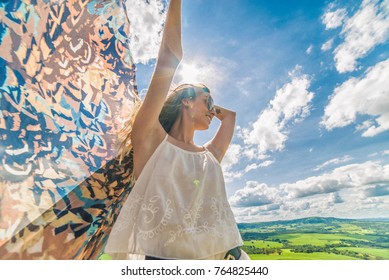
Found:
[128,0,389,222]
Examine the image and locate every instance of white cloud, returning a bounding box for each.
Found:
[321,58,389,136]
[125,0,166,64]
[244,160,274,173]
[225,67,314,183]
[306,44,313,54]
[284,176,350,199]
[282,201,311,212]
[330,192,344,204]
[284,161,389,198]
[332,0,389,73]
[243,67,314,156]
[321,38,334,51]
[231,161,389,222]
[314,155,353,171]
[355,120,375,132]
[244,109,287,153]
[322,7,347,29]
[229,181,274,207]
[221,144,241,171]
[221,144,245,182]
[223,170,244,183]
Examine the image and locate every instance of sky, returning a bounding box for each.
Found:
[126,0,389,223]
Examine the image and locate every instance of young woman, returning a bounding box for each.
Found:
[105,0,248,260]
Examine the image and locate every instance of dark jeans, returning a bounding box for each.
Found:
[145,255,171,260]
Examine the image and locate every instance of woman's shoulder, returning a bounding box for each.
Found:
[203,143,223,163]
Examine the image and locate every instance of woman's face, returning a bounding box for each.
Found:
[188,89,216,130]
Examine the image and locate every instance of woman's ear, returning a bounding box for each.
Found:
[182,98,191,108]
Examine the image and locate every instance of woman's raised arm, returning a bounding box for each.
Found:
[132,0,182,139]
[129,0,182,180]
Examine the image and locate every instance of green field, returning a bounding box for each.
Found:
[273,233,362,246]
[337,247,389,259]
[239,217,389,260]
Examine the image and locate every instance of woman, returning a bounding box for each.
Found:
[105,0,248,260]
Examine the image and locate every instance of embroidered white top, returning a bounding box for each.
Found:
[105,134,243,259]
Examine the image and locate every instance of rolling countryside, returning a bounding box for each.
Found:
[238,217,389,260]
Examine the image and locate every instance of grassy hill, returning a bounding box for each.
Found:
[238,217,389,260]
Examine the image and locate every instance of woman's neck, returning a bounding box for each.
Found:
[169,116,195,144]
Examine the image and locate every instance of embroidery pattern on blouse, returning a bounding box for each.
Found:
[137,195,173,240]
[113,193,143,233]
[211,198,237,238]
[163,197,238,247]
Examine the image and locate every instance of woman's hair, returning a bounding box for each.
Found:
[117,83,209,162]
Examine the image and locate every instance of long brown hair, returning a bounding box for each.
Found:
[117,83,209,162]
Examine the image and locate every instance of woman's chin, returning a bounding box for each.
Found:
[196,124,209,131]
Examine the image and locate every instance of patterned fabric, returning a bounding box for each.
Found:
[0,0,138,259]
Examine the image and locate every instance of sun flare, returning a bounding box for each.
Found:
[178,63,201,83]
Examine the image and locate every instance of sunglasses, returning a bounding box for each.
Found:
[182,84,215,111]
[196,88,215,111]
[207,95,215,111]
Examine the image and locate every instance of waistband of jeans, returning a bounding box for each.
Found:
[223,247,241,260]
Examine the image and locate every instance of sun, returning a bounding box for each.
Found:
[178,63,201,83]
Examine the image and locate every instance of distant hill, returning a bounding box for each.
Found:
[238,217,357,229]
[359,218,389,222]
[238,216,379,229]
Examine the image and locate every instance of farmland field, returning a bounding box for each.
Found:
[238,217,389,260]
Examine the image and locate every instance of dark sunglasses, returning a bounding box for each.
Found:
[183,85,214,111]
[207,95,215,111]
[200,87,215,111]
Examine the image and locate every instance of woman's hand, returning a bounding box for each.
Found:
[213,105,236,122]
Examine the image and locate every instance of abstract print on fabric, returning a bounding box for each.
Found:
[0,0,138,259]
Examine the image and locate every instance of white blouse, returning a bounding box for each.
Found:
[105,134,243,259]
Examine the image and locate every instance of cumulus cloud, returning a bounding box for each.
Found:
[314,155,353,171]
[282,201,311,212]
[332,0,389,73]
[223,67,313,183]
[243,67,314,156]
[322,6,347,29]
[284,161,389,198]
[229,181,274,207]
[330,192,344,204]
[321,58,389,136]
[126,0,166,64]
[284,177,349,198]
[231,161,389,222]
